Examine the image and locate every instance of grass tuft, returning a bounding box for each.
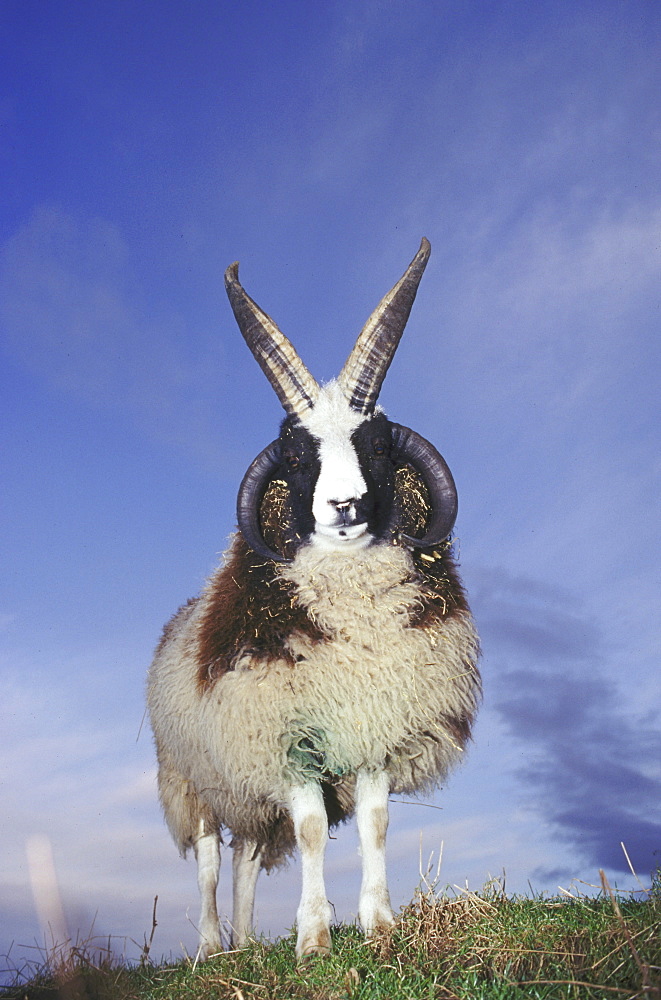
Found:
[3,872,659,1000]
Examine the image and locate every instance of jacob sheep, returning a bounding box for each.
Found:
[147,238,480,960]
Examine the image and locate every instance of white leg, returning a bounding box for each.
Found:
[194,826,222,959]
[231,839,262,947]
[356,769,394,935]
[289,783,332,960]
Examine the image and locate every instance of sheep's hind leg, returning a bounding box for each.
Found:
[356,769,395,935]
[290,783,332,960]
[194,821,222,959]
[231,839,263,947]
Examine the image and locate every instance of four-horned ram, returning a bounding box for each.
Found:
[147,238,481,960]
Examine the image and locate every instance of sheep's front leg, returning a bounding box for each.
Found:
[289,782,332,960]
[231,839,262,948]
[194,825,222,959]
[356,769,394,935]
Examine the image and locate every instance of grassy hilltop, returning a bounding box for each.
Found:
[3,872,660,1000]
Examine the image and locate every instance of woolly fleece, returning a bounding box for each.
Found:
[147,539,479,862]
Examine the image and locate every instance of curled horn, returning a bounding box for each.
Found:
[237,426,458,561]
[337,238,431,415]
[225,262,319,421]
[390,423,458,548]
[236,440,291,562]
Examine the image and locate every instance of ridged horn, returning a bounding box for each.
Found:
[236,440,291,562]
[390,423,458,548]
[225,262,319,421]
[337,238,431,415]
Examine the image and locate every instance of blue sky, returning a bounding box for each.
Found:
[1,0,660,976]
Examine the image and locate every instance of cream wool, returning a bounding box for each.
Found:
[277,543,479,790]
[147,540,479,856]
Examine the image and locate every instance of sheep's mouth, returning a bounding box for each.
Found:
[314,522,370,548]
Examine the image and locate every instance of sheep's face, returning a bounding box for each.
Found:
[229,239,459,563]
[280,383,395,551]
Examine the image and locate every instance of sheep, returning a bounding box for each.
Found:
[147,238,480,961]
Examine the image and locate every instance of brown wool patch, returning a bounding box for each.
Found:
[441,709,478,750]
[196,535,327,690]
[409,546,472,628]
[394,465,472,624]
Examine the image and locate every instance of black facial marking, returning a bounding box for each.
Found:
[351,413,397,540]
[275,417,321,541]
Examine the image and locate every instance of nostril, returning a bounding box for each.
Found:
[331,499,354,512]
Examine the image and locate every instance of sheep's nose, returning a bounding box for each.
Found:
[330,499,355,512]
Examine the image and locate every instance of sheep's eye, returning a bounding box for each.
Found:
[285,452,300,470]
[372,437,387,456]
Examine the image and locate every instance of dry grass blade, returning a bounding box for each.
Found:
[510,978,631,994]
[600,869,660,999]
[621,843,650,895]
[139,895,158,966]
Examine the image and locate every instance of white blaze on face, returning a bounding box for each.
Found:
[300,381,371,549]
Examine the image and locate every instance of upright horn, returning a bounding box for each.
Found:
[225,262,319,421]
[337,238,431,415]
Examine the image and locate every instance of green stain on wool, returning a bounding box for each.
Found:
[287,724,347,780]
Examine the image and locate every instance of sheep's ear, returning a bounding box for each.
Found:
[237,441,293,562]
[390,423,458,548]
[337,238,431,415]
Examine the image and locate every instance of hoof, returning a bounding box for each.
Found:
[197,940,222,961]
[360,900,395,937]
[365,918,394,938]
[296,927,332,962]
[229,933,252,950]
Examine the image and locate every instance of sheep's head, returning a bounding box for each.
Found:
[225,239,457,562]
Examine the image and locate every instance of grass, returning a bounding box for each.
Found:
[3,871,659,1000]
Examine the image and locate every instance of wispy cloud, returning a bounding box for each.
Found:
[476,568,661,880]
